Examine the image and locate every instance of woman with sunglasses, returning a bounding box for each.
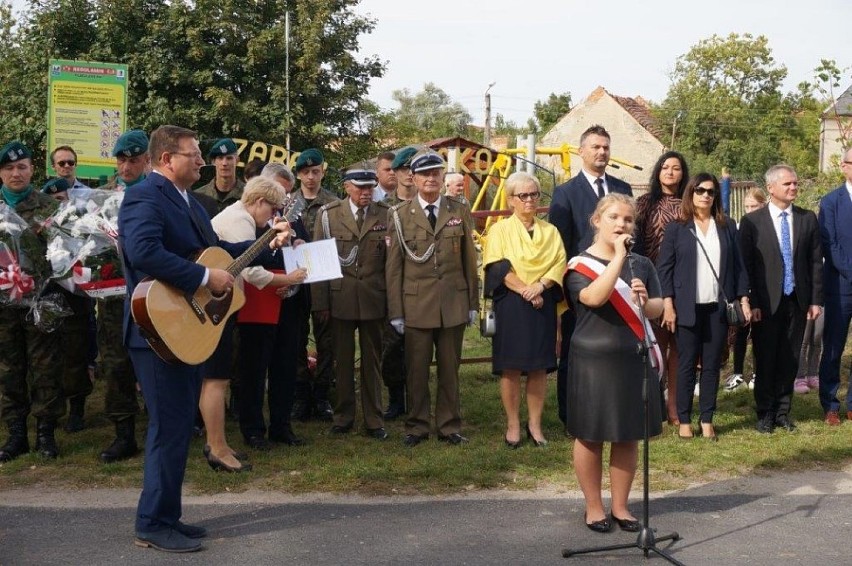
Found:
[483,172,566,448]
[657,173,751,440]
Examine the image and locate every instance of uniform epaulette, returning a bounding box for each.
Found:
[375,200,390,209]
[390,200,409,212]
[320,200,342,212]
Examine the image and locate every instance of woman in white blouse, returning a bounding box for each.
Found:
[656,173,751,441]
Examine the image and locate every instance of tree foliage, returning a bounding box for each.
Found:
[532,91,572,134]
[380,82,474,145]
[0,0,385,166]
[654,33,820,180]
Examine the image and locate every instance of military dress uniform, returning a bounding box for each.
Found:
[0,142,64,461]
[313,195,390,434]
[386,193,478,442]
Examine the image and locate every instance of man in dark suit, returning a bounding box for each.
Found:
[739,164,823,434]
[119,125,290,552]
[817,147,852,426]
[548,125,633,428]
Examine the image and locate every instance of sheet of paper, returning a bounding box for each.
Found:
[282,238,343,284]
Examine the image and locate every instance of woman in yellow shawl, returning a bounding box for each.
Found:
[483,172,567,448]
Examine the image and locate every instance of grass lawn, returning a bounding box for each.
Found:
[2,328,852,496]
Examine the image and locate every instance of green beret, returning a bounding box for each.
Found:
[391,147,418,170]
[0,141,32,166]
[41,178,69,195]
[208,138,238,159]
[112,130,149,157]
[294,148,324,172]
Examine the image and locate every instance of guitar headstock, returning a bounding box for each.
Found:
[280,193,306,224]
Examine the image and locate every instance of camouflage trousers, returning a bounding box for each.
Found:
[96,299,139,421]
[0,306,64,423]
[295,307,334,401]
[60,292,94,400]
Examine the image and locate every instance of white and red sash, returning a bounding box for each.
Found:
[566,255,664,381]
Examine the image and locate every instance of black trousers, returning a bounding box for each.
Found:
[676,303,727,424]
[237,323,276,440]
[752,294,806,419]
[267,297,302,435]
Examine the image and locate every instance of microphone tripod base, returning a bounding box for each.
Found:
[562,525,683,565]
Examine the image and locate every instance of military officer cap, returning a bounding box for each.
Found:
[208,138,238,159]
[112,129,149,157]
[342,166,378,187]
[294,148,324,172]
[409,149,446,174]
[0,141,32,166]
[41,178,69,195]
[390,147,418,170]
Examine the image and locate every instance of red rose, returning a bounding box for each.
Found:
[101,263,115,280]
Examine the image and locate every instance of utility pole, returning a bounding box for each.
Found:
[670,110,684,150]
[484,82,496,147]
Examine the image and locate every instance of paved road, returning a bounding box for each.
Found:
[2,466,851,565]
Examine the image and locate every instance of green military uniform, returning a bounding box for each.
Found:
[194,177,245,216]
[312,194,390,432]
[0,180,64,457]
[386,154,478,440]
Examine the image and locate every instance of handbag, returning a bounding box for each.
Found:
[689,227,747,327]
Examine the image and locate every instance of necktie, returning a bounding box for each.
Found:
[356,207,364,231]
[780,211,794,295]
[426,204,437,229]
[595,177,605,198]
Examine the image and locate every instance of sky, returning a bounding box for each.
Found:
[353,0,851,126]
[8,0,850,128]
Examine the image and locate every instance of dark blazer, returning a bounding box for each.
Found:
[656,217,749,327]
[738,204,823,315]
[548,172,632,259]
[118,171,270,349]
[818,184,852,296]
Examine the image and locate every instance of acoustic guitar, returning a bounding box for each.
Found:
[131,196,303,365]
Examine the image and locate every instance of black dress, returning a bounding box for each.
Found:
[564,252,663,442]
[485,259,562,376]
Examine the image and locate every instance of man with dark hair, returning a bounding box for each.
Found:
[119,125,291,553]
[740,164,822,433]
[548,125,633,431]
[373,151,396,203]
[194,138,244,215]
[243,158,266,182]
[50,145,88,189]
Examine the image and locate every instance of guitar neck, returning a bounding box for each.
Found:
[227,229,277,277]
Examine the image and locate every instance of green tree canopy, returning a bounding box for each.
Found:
[381,82,474,145]
[0,0,385,168]
[532,91,571,134]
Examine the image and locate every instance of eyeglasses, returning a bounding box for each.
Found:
[56,160,76,167]
[513,191,541,202]
[171,151,203,160]
[694,188,715,197]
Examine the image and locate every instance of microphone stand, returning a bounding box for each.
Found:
[563,249,684,564]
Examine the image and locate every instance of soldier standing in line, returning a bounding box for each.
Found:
[0,141,64,461]
[386,149,479,447]
[313,166,390,439]
[95,130,150,462]
[194,138,244,215]
[291,148,339,421]
[380,147,419,420]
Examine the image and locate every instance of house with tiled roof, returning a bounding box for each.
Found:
[539,86,666,186]
[819,83,852,172]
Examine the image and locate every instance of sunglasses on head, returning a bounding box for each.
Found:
[694,187,715,197]
[56,160,76,167]
[513,191,541,202]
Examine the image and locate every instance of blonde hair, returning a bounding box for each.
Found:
[744,186,767,205]
[589,193,636,236]
[241,176,285,207]
[504,171,540,197]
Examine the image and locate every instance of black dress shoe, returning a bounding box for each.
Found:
[174,521,207,539]
[756,414,775,434]
[437,433,469,445]
[584,513,612,533]
[330,424,353,435]
[366,427,389,440]
[525,424,548,447]
[611,514,641,532]
[244,435,271,451]
[269,428,306,446]
[314,400,334,421]
[203,444,249,461]
[403,433,428,447]
[383,403,406,421]
[504,436,522,449]
[291,400,312,422]
[205,452,252,473]
[134,529,202,553]
[775,415,797,432]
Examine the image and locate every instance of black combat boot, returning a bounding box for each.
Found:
[0,419,30,462]
[100,417,139,463]
[34,419,59,459]
[64,396,86,433]
[383,384,407,420]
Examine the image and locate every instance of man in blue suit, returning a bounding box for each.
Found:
[548,125,633,429]
[119,125,291,552]
[818,147,852,426]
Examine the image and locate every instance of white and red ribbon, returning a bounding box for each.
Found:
[0,262,35,301]
[567,255,664,381]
